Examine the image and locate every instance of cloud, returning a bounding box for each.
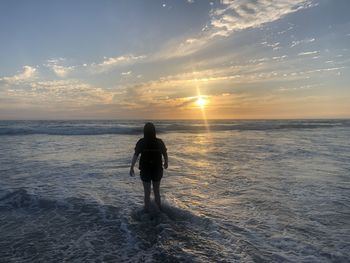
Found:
[121,71,132,76]
[90,54,146,73]
[261,41,281,50]
[99,55,145,66]
[114,51,347,111]
[110,64,263,112]
[0,66,37,83]
[2,78,114,109]
[160,0,314,58]
[298,51,319,56]
[278,84,318,92]
[290,38,315,47]
[210,0,313,34]
[272,55,288,60]
[43,54,147,76]
[29,80,113,105]
[45,58,75,77]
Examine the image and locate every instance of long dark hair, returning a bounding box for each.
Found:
[144,122,156,141]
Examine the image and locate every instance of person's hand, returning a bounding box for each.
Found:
[164,162,168,169]
[129,167,135,177]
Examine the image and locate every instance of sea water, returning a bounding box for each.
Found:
[0,120,349,262]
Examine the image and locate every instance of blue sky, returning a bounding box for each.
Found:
[0,0,349,119]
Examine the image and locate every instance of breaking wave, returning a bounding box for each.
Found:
[0,119,348,136]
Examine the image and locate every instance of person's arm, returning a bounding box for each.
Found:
[129,153,139,177]
[130,139,142,177]
[161,140,168,169]
[163,151,168,169]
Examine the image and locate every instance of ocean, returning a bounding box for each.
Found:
[0,120,349,262]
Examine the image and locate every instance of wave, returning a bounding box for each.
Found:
[0,126,142,136]
[0,120,348,136]
[0,189,229,262]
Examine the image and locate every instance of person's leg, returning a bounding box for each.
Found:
[142,181,151,212]
[152,180,161,211]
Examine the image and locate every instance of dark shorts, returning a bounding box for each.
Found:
[140,169,163,182]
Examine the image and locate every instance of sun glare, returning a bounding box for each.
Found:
[196,97,207,108]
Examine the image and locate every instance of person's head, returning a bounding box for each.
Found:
[144,122,156,140]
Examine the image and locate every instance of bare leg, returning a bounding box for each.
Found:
[142,181,151,212]
[152,180,161,211]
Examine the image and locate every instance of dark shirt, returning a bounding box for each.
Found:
[135,138,167,171]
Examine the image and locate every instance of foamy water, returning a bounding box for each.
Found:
[0,120,349,262]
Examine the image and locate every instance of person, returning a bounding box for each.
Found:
[130,122,168,212]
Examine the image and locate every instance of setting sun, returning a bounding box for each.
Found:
[195,97,207,108]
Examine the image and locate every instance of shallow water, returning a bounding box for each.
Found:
[0,120,349,262]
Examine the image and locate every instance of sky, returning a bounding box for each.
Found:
[0,0,349,120]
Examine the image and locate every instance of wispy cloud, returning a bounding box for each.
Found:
[261,41,281,50]
[3,79,113,108]
[99,55,145,66]
[298,51,319,56]
[290,38,315,47]
[91,54,146,73]
[211,0,313,32]
[278,84,319,92]
[121,71,132,76]
[160,0,314,58]
[42,54,146,77]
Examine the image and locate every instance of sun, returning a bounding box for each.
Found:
[195,96,207,108]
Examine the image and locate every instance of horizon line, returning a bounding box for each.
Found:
[1,117,349,121]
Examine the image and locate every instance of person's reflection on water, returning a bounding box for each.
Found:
[130,122,168,212]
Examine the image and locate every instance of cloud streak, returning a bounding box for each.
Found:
[298,51,319,56]
[42,54,147,77]
[91,54,146,73]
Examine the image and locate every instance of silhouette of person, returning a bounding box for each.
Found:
[130,122,168,212]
